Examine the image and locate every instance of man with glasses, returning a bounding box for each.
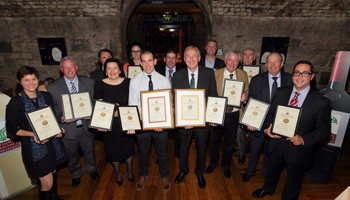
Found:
[252,61,331,199]
[200,39,225,70]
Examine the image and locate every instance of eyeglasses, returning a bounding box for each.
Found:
[131,50,142,53]
[293,71,313,77]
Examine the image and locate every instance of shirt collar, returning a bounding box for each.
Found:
[268,72,281,79]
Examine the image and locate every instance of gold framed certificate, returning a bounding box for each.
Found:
[243,65,260,83]
[89,100,115,131]
[222,79,245,108]
[127,65,142,78]
[117,106,142,132]
[206,96,227,126]
[272,105,302,138]
[240,98,270,131]
[26,106,62,142]
[140,89,174,130]
[175,89,206,127]
[70,92,93,119]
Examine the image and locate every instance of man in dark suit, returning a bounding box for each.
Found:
[48,57,99,188]
[252,61,331,199]
[90,49,122,83]
[172,46,217,189]
[242,52,293,182]
[199,39,225,70]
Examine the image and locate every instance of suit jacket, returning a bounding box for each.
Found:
[90,69,105,83]
[264,86,331,165]
[156,64,184,77]
[199,56,225,69]
[48,75,95,139]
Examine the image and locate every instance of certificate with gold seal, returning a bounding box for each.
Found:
[70,92,93,119]
[62,94,74,120]
[175,89,206,127]
[140,89,174,130]
[206,96,227,126]
[89,100,115,131]
[240,98,270,131]
[127,66,143,78]
[117,106,142,132]
[26,106,62,142]
[272,105,302,138]
[243,65,260,83]
[222,79,245,108]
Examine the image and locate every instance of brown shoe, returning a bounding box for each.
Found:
[162,178,171,192]
[136,175,148,191]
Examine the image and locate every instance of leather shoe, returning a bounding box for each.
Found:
[72,178,80,187]
[136,175,148,191]
[205,166,215,174]
[90,171,100,180]
[127,172,134,183]
[174,172,188,184]
[241,173,252,182]
[238,154,245,165]
[162,178,171,192]
[196,175,206,189]
[252,188,273,198]
[223,169,231,178]
[116,173,123,186]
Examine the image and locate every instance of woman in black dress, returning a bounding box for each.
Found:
[6,66,68,200]
[94,58,135,185]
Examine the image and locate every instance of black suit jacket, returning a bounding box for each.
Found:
[156,64,184,77]
[199,56,225,70]
[264,86,331,165]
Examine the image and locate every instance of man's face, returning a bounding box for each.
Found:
[292,63,314,91]
[141,53,156,74]
[225,53,240,73]
[205,41,217,56]
[164,52,177,69]
[184,48,200,72]
[266,53,283,76]
[60,59,78,81]
[98,51,112,66]
[242,49,255,65]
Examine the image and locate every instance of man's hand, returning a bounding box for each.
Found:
[247,125,256,131]
[241,92,247,103]
[127,129,136,134]
[209,123,217,127]
[286,135,304,146]
[184,126,193,129]
[154,128,163,132]
[264,124,281,139]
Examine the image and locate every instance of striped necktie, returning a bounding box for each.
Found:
[290,92,300,107]
[70,82,77,93]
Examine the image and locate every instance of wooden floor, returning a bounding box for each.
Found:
[11,134,350,200]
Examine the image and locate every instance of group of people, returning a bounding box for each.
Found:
[5,39,331,200]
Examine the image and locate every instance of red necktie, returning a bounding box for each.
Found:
[290,92,300,107]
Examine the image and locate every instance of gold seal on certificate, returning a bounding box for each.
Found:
[89,100,115,131]
[243,65,260,83]
[222,79,245,108]
[272,105,302,138]
[26,106,62,142]
[240,98,270,131]
[127,66,142,78]
[206,96,227,126]
[118,106,142,132]
[62,92,93,120]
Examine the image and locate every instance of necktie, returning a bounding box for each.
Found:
[190,74,195,88]
[271,77,278,101]
[148,75,153,91]
[229,73,233,79]
[70,82,77,93]
[290,92,300,107]
[168,69,173,85]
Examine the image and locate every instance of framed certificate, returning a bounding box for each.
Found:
[206,96,227,126]
[26,106,62,142]
[117,106,142,132]
[243,65,260,83]
[175,89,206,127]
[240,98,270,131]
[89,100,115,131]
[127,65,142,78]
[70,92,93,119]
[272,105,302,138]
[222,79,245,108]
[140,89,174,130]
[62,94,74,120]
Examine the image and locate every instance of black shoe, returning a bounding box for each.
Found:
[238,154,246,165]
[223,169,231,178]
[72,178,80,188]
[116,173,123,186]
[241,173,252,182]
[127,171,134,183]
[90,171,100,180]
[156,158,159,165]
[252,188,274,198]
[196,175,206,189]
[205,166,215,174]
[174,172,188,184]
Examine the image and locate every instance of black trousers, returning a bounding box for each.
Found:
[246,130,266,176]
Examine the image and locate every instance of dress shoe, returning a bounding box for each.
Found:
[241,173,252,182]
[127,171,134,183]
[136,175,148,191]
[205,166,215,174]
[223,169,231,178]
[174,172,188,184]
[72,178,80,187]
[252,188,274,198]
[196,175,206,189]
[162,178,171,192]
[115,173,123,186]
[90,171,100,180]
[238,154,246,165]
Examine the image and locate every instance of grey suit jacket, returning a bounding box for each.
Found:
[48,75,94,139]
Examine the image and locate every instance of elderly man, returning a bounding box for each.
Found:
[252,61,331,199]
[172,46,217,189]
[205,50,249,178]
[48,57,99,188]
[242,48,257,66]
[199,39,225,70]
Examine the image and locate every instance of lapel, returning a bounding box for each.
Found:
[262,73,271,102]
[77,76,85,92]
[280,72,289,87]
[197,67,204,89]
[215,68,224,96]
[183,68,190,88]
[58,77,70,94]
